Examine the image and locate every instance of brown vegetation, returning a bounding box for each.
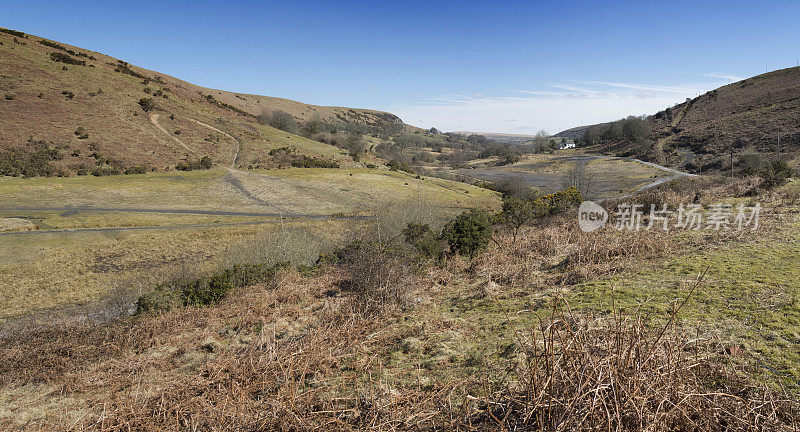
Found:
[1,179,798,430]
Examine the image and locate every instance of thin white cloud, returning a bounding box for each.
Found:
[700,72,744,82]
[383,78,722,134]
[576,80,697,94]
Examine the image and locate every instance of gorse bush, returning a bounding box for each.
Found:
[290,155,339,168]
[403,222,444,259]
[0,28,27,38]
[114,61,146,79]
[499,186,582,240]
[386,159,413,173]
[442,210,493,258]
[138,97,154,112]
[49,52,86,66]
[176,156,213,171]
[760,160,794,189]
[39,40,91,58]
[0,142,63,177]
[74,127,89,140]
[137,262,288,313]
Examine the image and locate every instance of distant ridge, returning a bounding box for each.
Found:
[556,67,800,170]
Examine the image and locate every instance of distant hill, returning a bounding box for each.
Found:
[0,27,407,175]
[556,67,800,171]
[452,131,538,145]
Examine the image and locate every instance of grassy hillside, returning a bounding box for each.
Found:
[0,27,406,175]
[561,67,800,171]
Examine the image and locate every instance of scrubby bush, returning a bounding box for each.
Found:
[74,127,89,140]
[760,160,794,189]
[137,263,288,313]
[260,109,299,134]
[124,165,148,175]
[387,159,413,173]
[0,28,27,38]
[345,134,365,161]
[114,61,146,79]
[176,156,213,171]
[290,155,339,168]
[442,210,493,258]
[138,97,154,112]
[738,153,765,176]
[49,52,86,66]
[91,167,121,176]
[403,222,444,259]
[336,240,409,316]
[0,141,63,177]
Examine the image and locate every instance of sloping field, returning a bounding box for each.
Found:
[0,168,498,320]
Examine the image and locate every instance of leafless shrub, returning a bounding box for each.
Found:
[338,240,411,317]
[561,162,595,198]
[466,289,799,431]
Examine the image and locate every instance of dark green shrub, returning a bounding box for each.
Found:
[176,156,214,171]
[136,262,287,314]
[0,141,63,177]
[760,160,794,189]
[291,155,339,168]
[269,146,293,156]
[0,28,27,38]
[74,127,89,140]
[403,222,443,259]
[91,167,121,176]
[386,159,413,173]
[138,98,154,112]
[441,210,492,258]
[49,52,86,66]
[125,165,148,175]
[62,91,75,99]
[114,61,146,79]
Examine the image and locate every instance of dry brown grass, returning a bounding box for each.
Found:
[1,178,798,431]
[1,265,796,431]
[465,295,798,431]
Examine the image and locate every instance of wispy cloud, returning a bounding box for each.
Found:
[699,72,744,82]
[384,78,718,134]
[575,80,696,94]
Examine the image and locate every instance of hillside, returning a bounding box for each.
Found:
[0,27,407,175]
[559,67,800,171]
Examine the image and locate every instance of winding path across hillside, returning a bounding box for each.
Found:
[149,113,196,154]
[183,117,241,167]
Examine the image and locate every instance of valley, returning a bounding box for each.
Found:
[0,17,799,431]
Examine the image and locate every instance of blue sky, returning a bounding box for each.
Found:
[3,0,799,133]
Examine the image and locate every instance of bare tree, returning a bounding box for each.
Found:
[561,162,595,198]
